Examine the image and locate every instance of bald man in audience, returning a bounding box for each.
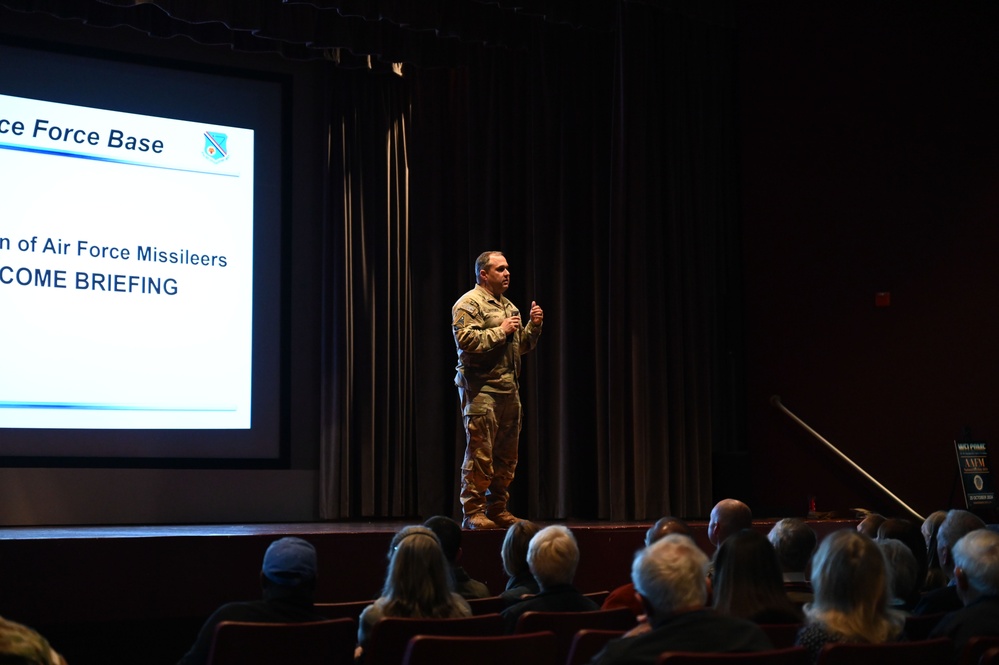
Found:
[589,534,772,665]
[603,517,692,617]
[912,509,986,616]
[707,499,752,549]
[929,529,999,661]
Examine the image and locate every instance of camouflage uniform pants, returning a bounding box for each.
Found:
[458,388,522,517]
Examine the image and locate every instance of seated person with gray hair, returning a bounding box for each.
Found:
[500,525,600,632]
[929,528,999,660]
[590,534,772,665]
[912,509,986,616]
[603,517,691,617]
[768,517,817,605]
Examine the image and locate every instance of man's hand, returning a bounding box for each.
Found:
[529,300,544,325]
[501,315,522,335]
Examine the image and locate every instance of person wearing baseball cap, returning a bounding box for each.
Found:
[177,537,326,665]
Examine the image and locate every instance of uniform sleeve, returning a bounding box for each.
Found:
[452,298,508,353]
[518,320,542,356]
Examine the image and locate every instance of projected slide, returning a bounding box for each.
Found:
[0,93,254,430]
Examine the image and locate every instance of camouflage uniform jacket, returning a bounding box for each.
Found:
[452,284,542,393]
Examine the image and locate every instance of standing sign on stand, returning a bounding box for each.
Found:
[954,441,996,509]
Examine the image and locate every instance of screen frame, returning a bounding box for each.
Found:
[0,34,292,470]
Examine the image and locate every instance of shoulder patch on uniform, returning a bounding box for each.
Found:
[454,314,466,327]
[456,301,478,315]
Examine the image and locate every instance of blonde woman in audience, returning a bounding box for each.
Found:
[356,526,471,658]
[795,529,904,663]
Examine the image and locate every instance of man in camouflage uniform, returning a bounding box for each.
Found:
[452,251,543,529]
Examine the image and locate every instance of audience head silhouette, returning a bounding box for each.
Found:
[952,528,999,605]
[856,513,885,539]
[805,529,902,643]
[712,528,802,623]
[261,536,318,591]
[381,525,457,617]
[502,519,541,579]
[707,499,752,547]
[528,525,581,589]
[768,518,816,574]
[423,515,464,563]
[645,516,691,547]
[633,534,709,619]
[937,509,986,581]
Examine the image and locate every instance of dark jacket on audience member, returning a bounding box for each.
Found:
[912,583,963,616]
[452,564,491,599]
[929,595,999,661]
[176,593,327,665]
[500,571,540,606]
[588,608,773,665]
[500,584,599,632]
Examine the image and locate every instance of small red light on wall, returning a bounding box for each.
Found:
[875,292,891,307]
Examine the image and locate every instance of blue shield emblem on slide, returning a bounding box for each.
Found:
[203,131,229,163]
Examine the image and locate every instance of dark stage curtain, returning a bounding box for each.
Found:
[3,0,743,521]
[355,1,742,522]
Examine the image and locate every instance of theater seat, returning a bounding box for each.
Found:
[815,637,952,665]
[401,630,557,665]
[207,618,356,665]
[515,608,637,664]
[363,613,505,665]
[565,629,627,665]
[657,647,809,664]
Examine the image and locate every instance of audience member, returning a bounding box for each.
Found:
[177,536,327,665]
[499,520,541,605]
[712,529,803,624]
[589,534,772,664]
[707,499,753,549]
[423,515,491,599]
[922,510,949,591]
[768,517,817,605]
[0,615,67,665]
[929,528,999,660]
[922,510,948,549]
[603,517,691,617]
[794,529,904,663]
[878,538,920,611]
[356,526,471,657]
[912,509,986,616]
[500,525,599,632]
[856,512,885,539]
[876,518,927,597]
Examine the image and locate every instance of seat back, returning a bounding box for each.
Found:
[364,613,505,665]
[980,645,999,665]
[401,630,557,665]
[959,635,999,665]
[759,623,804,649]
[584,590,611,606]
[207,618,356,665]
[816,637,952,665]
[315,599,372,622]
[466,595,508,616]
[515,608,637,664]
[565,629,627,665]
[657,646,809,664]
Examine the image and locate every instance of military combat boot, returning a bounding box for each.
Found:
[461,512,499,530]
[485,505,521,527]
